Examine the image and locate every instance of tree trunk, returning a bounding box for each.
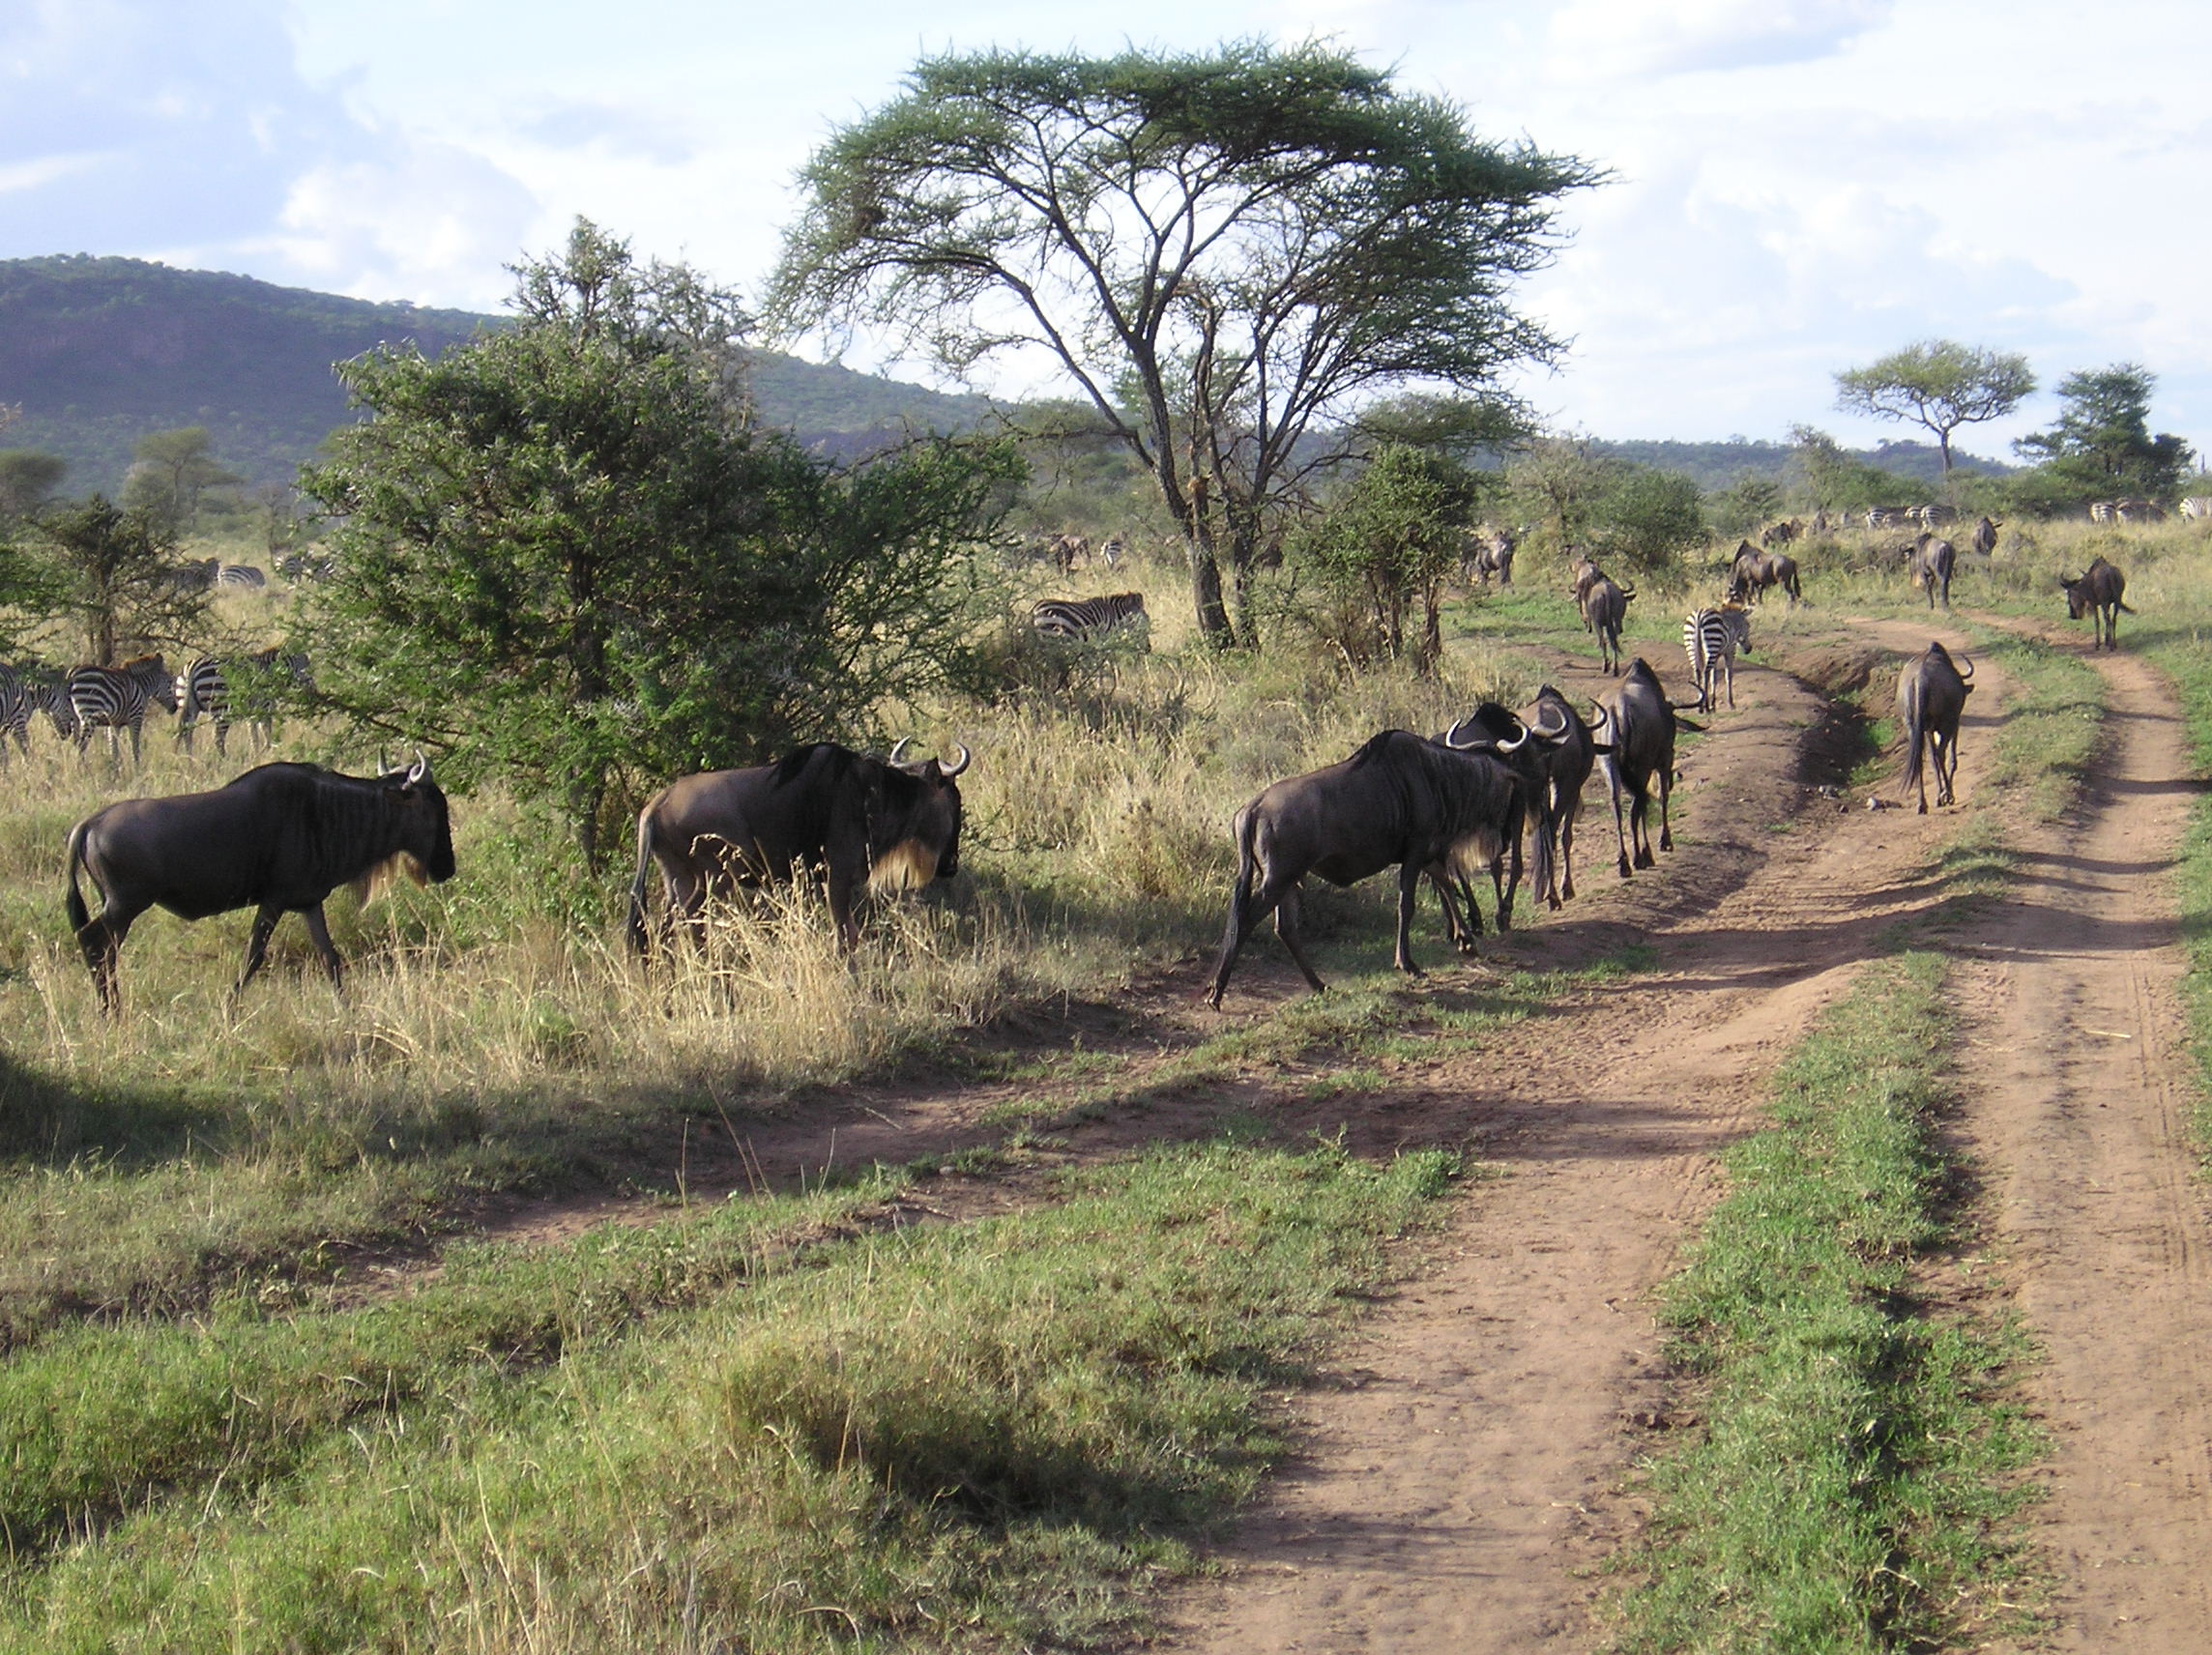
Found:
[1179,470,1234,649]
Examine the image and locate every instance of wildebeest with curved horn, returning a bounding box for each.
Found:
[1590,658,1703,878]
[1582,574,1635,674]
[1423,706,1546,950]
[1207,730,1525,1007]
[2059,557,2133,649]
[1897,642,1974,813]
[65,756,454,1016]
[1522,685,1605,908]
[626,739,969,958]
[1907,532,1956,610]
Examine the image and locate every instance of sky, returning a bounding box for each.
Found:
[4,0,2209,460]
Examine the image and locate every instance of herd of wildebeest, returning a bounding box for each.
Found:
[41,510,2157,1016]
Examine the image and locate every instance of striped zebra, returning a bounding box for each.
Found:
[0,664,81,758]
[2181,496,2212,523]
[67,654,178,768]
[216,564,269,591]
[1031,592,1150,645]
[1681,603,1752,713]
[177,649,309,755]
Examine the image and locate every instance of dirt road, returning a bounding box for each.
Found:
[1947,641,2212,1650]
[1164,620,2208,1653]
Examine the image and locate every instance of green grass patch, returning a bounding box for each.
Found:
[1607,953,2043,1652]
[0,1140,1450,1653]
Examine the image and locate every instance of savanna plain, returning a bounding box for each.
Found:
[4,513,2211,1654]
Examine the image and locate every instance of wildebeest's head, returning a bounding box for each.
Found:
[357,753,456,902]
[2058,571,2091,619]
[874,739,971,888]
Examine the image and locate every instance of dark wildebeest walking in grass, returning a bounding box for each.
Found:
[1971,515,1999,558]
[1897,642,1975,813]
[1728,540,1802,607]
[627,740,970,958]
[1908,532,1956,610]
[65,757,454,1017]
[2059,557,2133,649]
[1207,730,1525,1007]
[1582,575,1635,674]
[1590,658,1703,878]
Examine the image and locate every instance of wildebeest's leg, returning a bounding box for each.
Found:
[1274,882,1330,993]
[303,903,344,989]
[233,903,285,999]
[1392,860,1426,977]
[1426,866,1478,954]
[1933,731,1957,808]
[1557,789,1579,904]
[75,898,146,1019]
[1657,764,1674,855]
[1610,770,1633,879]
[1208,816,1275,1006]
[1632,778,1657,868]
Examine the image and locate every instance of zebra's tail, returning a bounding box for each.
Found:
[626,808,659,960]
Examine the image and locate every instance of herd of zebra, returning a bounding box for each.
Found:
[0,648,309,767]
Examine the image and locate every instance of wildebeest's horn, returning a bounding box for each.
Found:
[888,737,911,764]
[1442,716,1481,750]
[1956,653,1974,681]
[1492,719,1529,754]
[407,749,429,784]
[1529,701,1569,740]
[941,742,971,778]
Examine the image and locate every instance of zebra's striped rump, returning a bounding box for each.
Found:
[67,655,177,767]
[1681,604,1751,712]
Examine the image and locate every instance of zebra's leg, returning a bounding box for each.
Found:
[303,904,345,990]
[215,717,228,758]
[232,903,285,1000]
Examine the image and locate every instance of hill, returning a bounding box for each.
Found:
[0,256,995,491]
[1592,436,2011,492]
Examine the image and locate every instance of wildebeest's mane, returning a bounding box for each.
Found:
[1346,730,1414,769]
[771,743,850,786]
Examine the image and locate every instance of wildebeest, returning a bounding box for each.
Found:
[2059,557,2133,649]
[1520,685,1603,910]
[1970,515,1999,558]
[1728,541,1801,606]
[1590,658,1702,879]
[1422,705,1549,949]
[1897,642,1974,813]
[1206,730,1524,1006]
[626,740,969,958]
[1582,575,1635,673]
[1465,525,1516,587]
[65,756,454,1016]
[1760,518,1802,548]
[1908,532,1956,610]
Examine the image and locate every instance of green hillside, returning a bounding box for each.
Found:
[1594,436,2010,491]
[0,256,994,491]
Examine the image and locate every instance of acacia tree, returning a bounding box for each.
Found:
[768,42,1595,648]
[1833,340,2035,477]
[2012,363,2196,504]
[29,495,206,665]
[302,221,1018,865]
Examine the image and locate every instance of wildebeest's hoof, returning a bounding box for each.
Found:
[1616,857,1632,879]
[1634,849,1655,869]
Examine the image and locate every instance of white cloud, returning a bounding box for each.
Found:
[1547,0,1890,79]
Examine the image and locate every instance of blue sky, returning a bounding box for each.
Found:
[5,0,2208,459]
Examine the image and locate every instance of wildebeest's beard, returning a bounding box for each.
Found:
[348,852,431,908]
[868,837,943,894]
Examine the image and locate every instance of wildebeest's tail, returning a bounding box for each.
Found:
[1900,695,1927,806]
[1208,804,1262,1007]
[626,807,659,958]
[64,819,95,960]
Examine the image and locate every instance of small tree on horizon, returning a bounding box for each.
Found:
[2011,363,2195,506]
[1833,339,2035,478]
[123,426,242,534]
[1291,444,1479,672]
